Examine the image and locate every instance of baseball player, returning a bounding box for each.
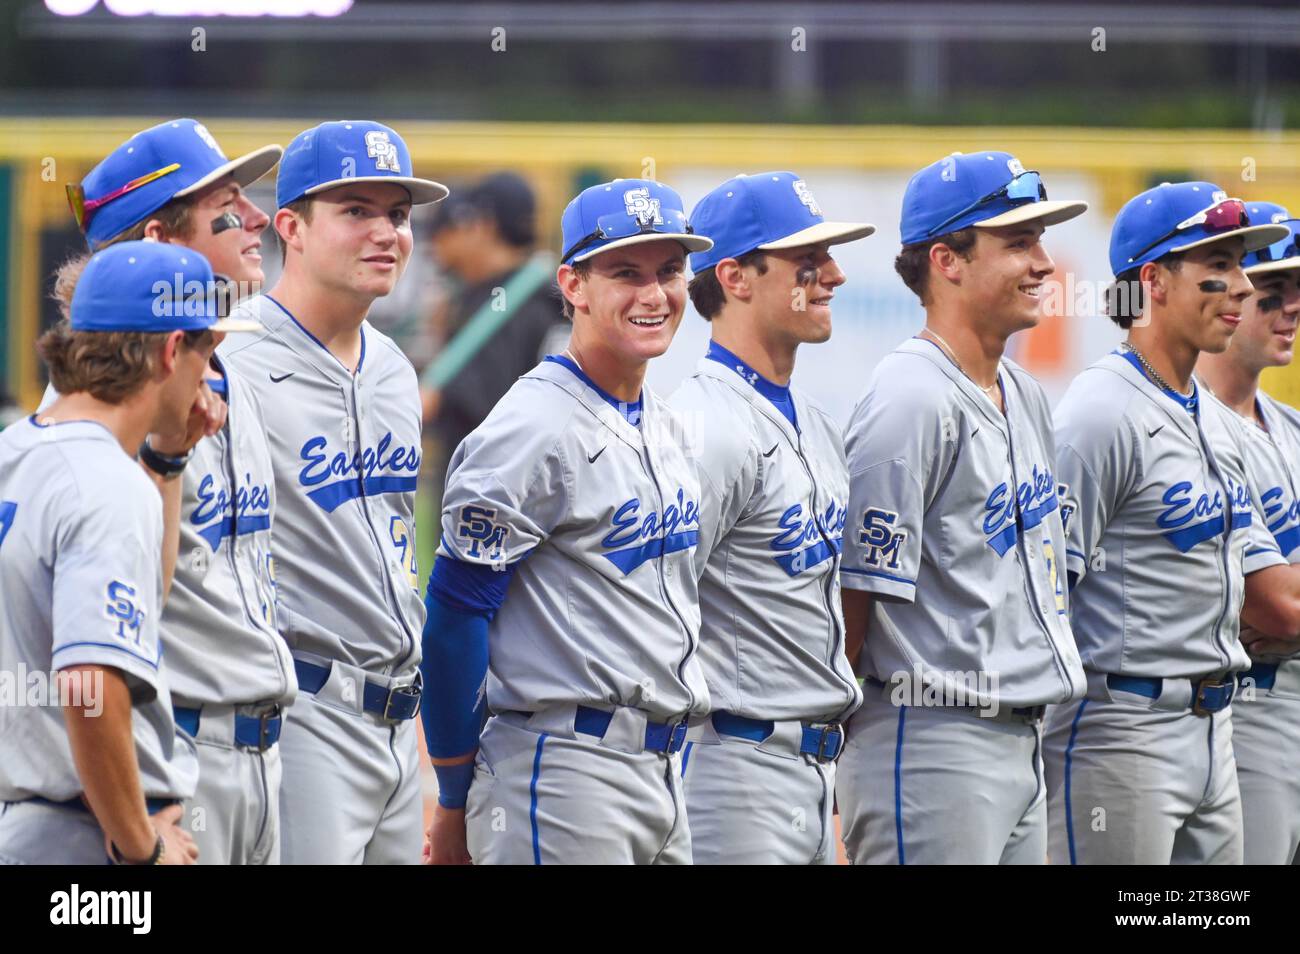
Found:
[668,172,871,864]
[421,179,713,865]
[1045,182,1292,865]
[51,118,294,865]
[0,241,258,864]
[837,151,1088,864]
[218,121,447,864]
[1195,202,1300,864]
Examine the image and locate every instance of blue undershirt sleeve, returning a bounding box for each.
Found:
[418,555,519,809]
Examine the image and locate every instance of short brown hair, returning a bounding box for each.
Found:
[894,229,978,304]
[56,195,199,316]
[93,196,196,251]
[559,259,591,321]
[278,197,315,265]
[36,320,210,404]
[1105,254,1183,329]
[687,251,769,320]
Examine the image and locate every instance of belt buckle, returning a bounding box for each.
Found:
[383,682,421,721]
[815,722,844,763]
[666,720,689,754]
[1192,675,1232,717]
[256,705,281,752]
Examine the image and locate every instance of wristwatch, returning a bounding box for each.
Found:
[138,438,193,480]
[111,833,165,865]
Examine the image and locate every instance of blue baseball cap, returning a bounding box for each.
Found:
[687,171,875,273]
[276,121,449,209]
[1242,201,1300,276]
[73,118,281,249]
[560,179,712,265]
[1109,182,1291,277]
[70,241,262,334]
[900,151,1087,246]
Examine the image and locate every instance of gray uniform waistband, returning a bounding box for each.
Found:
[862,676,1045,725]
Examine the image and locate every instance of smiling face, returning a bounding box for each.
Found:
[957,222,1055,334]
[1156,238,1254,355]
[746,243,846,346]
[1226,267,1300,372]
[281,181,414,300]
[559,239,688,365]
[181,175,272,286]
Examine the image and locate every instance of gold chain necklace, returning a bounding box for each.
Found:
[922,328,1000,399]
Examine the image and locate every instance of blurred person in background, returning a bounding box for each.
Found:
[420,173,565,494]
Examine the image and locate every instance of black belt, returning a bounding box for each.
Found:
[18,795,180,815]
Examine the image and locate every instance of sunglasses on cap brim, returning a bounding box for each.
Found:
[66,162,182,233]
[563,207,695,264]
[1126,198,1250,266]
[929,170,1047,238]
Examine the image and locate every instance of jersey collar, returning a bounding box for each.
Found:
[1114,347,1198,417]
[704,340,799,432]
[263,294,367,378]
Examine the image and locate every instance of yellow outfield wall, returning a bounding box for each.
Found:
[4,118,1300,409]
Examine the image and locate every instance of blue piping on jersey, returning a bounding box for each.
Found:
[52,640,160,671]
[1115,348,1197,415]
[543,354,643,426]
[681,741,694,778]
[894,705,907,865]
[265,294,367,375]
[705,339,799,431]
[1064,698,1088,865]
[530,732,548,865]
[842,566,915,587]
[304,475,418,513]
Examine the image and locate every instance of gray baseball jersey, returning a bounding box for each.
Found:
[670,354,860,866]
[219,293,426,865]
[1044,351,1280,866]
[840,338,1084,707]
[1219,388,1300,865]
[218,294,425,677]
[438,356,710,721]
[1054,351,1284,678]
[164,360,294,710]
[0,418,198,803]
[670,357,861,722]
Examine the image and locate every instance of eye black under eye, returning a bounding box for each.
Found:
[1258,295,1285,312]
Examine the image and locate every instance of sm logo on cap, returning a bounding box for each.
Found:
[624,187,663,226]
[793,180,822,216]
[365,130,401,173]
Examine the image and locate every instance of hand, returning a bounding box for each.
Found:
[151,380,224,456]
[105,804,198,865]
[424,804,471,865]
[151,804,199,865]
[1241,627,1300,659]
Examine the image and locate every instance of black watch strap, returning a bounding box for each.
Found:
[138,439,192,479]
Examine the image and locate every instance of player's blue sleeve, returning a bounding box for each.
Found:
[419,556,518,809]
